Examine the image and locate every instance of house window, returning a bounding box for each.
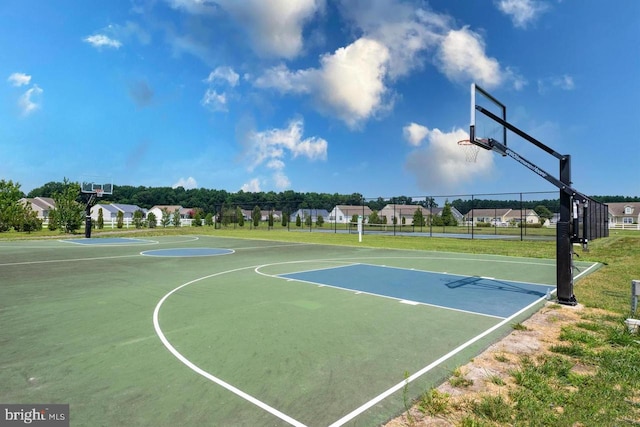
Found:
[623,217,633,224]
[624,206,633,214]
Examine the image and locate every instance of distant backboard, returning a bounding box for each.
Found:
[470,83,507,153]
[80,175,113,195]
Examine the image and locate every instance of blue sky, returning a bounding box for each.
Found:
[1,0,638,198]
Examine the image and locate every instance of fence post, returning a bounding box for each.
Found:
[632,280,639,314]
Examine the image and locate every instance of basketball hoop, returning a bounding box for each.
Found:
[95,189,104,198]
[458,139,480,163]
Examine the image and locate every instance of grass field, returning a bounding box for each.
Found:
[1,227,638,426]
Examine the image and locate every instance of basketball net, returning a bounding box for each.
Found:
[458,139,480,163]
[95,189,104,198]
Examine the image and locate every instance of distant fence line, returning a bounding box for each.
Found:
[209,190,611,241]
[39,190,620,239]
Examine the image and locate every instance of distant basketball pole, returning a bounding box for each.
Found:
[80,176,113,239]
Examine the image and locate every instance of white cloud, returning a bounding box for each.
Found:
[83,34,122,49]
[169,0,322,59]
[404,125,495,192]
[167,0,221,15]
[201,89,228,111]
[537,74,575,93]
[436,27,503,89]
[241,178,262,192]
[338,0,447,79]
[255,38,391,128]
[242,119,327,190]
[403,122,429,146]
[272,171,291,190]
[172,176,198,189]
[205,66,240,87]
[495,0,549,29]
[7,72,31,87]
[18,84,43,116]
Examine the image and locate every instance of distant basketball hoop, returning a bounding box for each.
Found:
[458,139,480,163]
[95,189,104,198]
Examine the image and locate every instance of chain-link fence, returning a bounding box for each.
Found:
[211,191,608,241]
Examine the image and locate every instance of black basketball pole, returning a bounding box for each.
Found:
[83,193,96,238]
[556,155,577,305]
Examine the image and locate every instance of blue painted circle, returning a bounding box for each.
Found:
[141,248,234,257]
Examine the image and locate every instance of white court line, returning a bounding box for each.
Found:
[60,238,159,246]
[327,295,549,427]
[152,266,307,427]
[0,254,140,267]
[574,261,600,280]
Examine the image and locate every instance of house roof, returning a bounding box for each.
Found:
[505,209,539,218]
[112,203,145,213]
[380,204,430,216]
[150,205,183,212]
[464,208,511,217]
[467,208,539,218]
[334,205,372,215]
[607,202,640,216]
[93,204,119,213]
[291,208,330,217]
[19,197,56,210]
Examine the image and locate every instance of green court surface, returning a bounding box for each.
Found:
[0,236,600,426]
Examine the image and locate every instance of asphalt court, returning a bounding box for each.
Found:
[0,235,602,426]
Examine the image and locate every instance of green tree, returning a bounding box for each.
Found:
[97,208,104,229]
[160,209,171,227]
[413,209,426,227]
[192,211,202,226]
[268,212,274,227]
[304,214,312,227]
[20,207,42,233]
[47,210,58,231]
[316,215,324,227]
[116,211,124,229]
[0,179,25,232]
[252,206,261,227]
[281,210,288,227]
[133,210,144,228]
[204,213,214,226]
[147,212,157,228]
[296,214,301,227]
[534,205,554,222]
[236,207,244,227]
[441,201,458,226]
[172,209,181,227]
[369,210,380,224]
[51,178,84,233]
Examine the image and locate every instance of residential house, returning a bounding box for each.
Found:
[378,204,464,226]
[328,205,372,223]
[505,209,540,224]
[91,203,146,223]
[237,209,282,222]
[19,197,56,220]
[377,204,425,225]
[148,205,191,224]
[465,208,540,225]
[290,209,330,224]
[607,202,640,229]
[428,206,464,223]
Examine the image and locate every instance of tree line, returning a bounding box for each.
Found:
[2,179,637,234]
